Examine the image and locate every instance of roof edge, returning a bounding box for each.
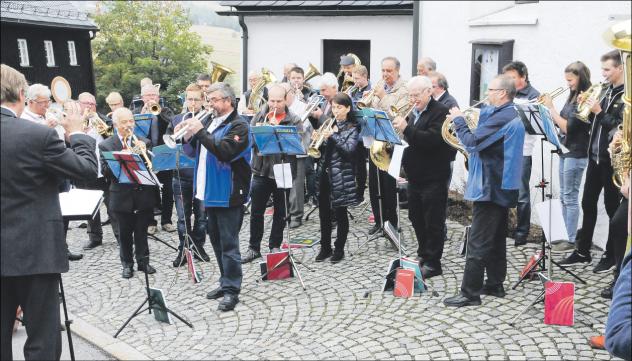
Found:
[217,7,413,17]
[1,17,99,31]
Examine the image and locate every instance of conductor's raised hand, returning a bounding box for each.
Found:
[60,100,85,134]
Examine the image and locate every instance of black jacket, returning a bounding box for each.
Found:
[588,83,624,163]
[99,135,157,213]
[316,119,360,208]
[436,90,459,109]
[1,107,97,276]
[402,98,456,185]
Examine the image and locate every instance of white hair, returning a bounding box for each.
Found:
[407,76,432,91]
[419,57,436,71]
[26,83,51,101]
[319,72,338,89]
[141,84,159,96]
[112,107,133,125]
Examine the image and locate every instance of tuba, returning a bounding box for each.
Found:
[248,68,276,113]
[337,53,361,92]
[576,83,605,123]
[604,20,631,188]
[210,61,235,83]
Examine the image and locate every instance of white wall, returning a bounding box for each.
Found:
[418,1,630,247]
[244,15,414,89]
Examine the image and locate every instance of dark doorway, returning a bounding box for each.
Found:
[322,39,370,76]
[469,40,514,106]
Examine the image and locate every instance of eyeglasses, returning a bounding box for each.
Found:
[33,99,51,105]
[208,96,228,103]
[186,98,203,102]
[487,88,505,92]
[108,102,122,107]
[80,101,96,106]
[409,93,425,99]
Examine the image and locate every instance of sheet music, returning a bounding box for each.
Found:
[387,140,408,179]
[273,163,293,189]
[59,189,104,219]
[535,199,569,244]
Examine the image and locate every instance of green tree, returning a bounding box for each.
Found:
[92,1,212,113]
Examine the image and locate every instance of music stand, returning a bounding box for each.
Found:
[252,125,313,291]
[102,151,178,251]
[353,108,405,254]
[59,188,103,361]
[511,104,585,289]
[509,103,587,326]
[103,153,193,337]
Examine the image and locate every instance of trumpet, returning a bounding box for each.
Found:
[357,80,384,109]
[143,101,161,116]
[122,126,153,171]
[256,107,277,126]
[308,116,335,158]
[533,86,569,105]
[163,109,211,149]
[299,94,325,122]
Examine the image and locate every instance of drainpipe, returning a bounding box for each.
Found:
[412,1,420,76]
[238,15,248,93]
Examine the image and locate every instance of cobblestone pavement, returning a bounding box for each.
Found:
[63,201,619,360]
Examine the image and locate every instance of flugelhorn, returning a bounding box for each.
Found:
[143,101,161,116]
[308,116,335,158]
[122,126,153,171]
[163,109,211,149]
[357,80,384,109]
[84,109,113,137]
[576,82,605,123]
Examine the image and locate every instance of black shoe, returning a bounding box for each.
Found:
[173,252,187,267]
[241,248,261,264]
[421,265,443,279]
[514,236,528,246]
[330,250,345,263]
[368,224,380,236]
[558,250,592,266]
[600,283,614,299]
[122,266,133,279]
[194,247,211,262]
[67,250,83,261]
[78,222,87,229]
[593,254,615,274]
[206,287,225,300]
[443,294,482,307]
[217,294,239,312]
[481,284,506,298]
[289,219,302,229]
[82,240,102,250]
[138,263,156,274]
[315,248,332,262]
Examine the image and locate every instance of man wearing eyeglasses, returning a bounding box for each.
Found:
[443,75,525,307]
[392,76,455,279]
[165,84,210,268]
[177,82,252,312]
[22,84,64,137]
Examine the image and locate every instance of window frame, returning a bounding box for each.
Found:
[17,38,30,67]
[44,40,56,67]
[67,40,78,66]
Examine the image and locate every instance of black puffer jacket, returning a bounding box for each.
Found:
[315,120,360,208]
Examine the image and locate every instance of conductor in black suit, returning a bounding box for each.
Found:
[1,64,98,360]
[392,76,455,279]
[99,108,157,279]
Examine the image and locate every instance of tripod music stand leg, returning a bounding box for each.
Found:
[509,289,545,326]
[160,306,193,328]
[550,258,587,284]
[114,298,148,338]
[290,257,307,291]
[304,204,318,222]
[148,234,177,251]
[58,276,75,361]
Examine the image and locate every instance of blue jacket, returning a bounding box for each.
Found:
[185,109,252,208]
[454,101,525,208]
[606,249,631,361]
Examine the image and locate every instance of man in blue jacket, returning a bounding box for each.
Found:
[444,75,525,307]
[179,82,252,312]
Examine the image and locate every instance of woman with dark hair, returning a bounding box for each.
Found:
[313,93,360,263]
[542,61,592,252]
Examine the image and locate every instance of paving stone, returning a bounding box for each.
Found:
[60,202,618,360]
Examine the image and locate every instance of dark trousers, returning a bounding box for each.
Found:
[355,144,368,201]
[609,199,629,281]
[461,201,508,299]
[515,156,532,239]
[1,274,62,361]
[368,162,398,228]
[305,157,316,203]
[318,174,349,252]
[172,177,207,250]
[207,206,244,295]
[150,170,174,226]
[576,159,622,256]
[249,175,287,252]
[86,178,119,244]
[114,210,152,267]
[408,181,448,268]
